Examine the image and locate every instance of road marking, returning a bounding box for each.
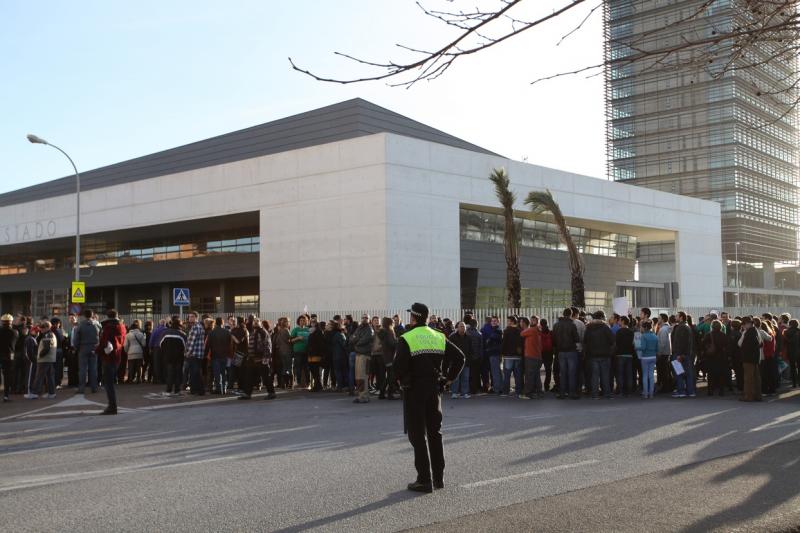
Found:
[750,412,800,432]
[0,439,346,493]
[445,422,485,430]
[0,404,56,422]
[0,394,111,422]
[19,408,139,419]
[513,413,559,420]
[460,460,599,489]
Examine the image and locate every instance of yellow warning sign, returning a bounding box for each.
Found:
[71,281,86,303]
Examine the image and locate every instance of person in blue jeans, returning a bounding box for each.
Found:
[72,310,101,394]
[584,311,614,399]
[639,320,659,398]
[670,311,696,398]
[500,316,522,396]
[482,316,503,394]
[448,322,472,398]
[330,321,350,392]
[207,317,232,394]
[553,308,581,399]
[672,354,696,397]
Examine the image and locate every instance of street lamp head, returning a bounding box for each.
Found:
[27,134,48,145]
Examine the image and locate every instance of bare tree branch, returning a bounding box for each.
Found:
[288,0,589,87]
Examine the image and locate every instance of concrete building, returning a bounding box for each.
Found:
[0,99,723,316]
[605,0,800,307]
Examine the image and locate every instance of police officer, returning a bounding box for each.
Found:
[394,303,465,493]
[0,314,19,402]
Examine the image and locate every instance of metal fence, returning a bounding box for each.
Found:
[118,306,800,326]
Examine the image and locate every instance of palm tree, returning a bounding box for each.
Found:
[489,168,521,309]
[524,189,585,309]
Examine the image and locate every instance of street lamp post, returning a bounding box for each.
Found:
[27,134,81,283]
[735,241,741,308]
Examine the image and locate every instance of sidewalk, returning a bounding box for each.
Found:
[410,438,800,533]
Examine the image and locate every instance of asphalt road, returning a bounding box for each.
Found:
[1,387,799,532]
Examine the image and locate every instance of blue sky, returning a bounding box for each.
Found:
[1,0,606,194]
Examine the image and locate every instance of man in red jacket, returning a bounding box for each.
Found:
[96,309,126,415]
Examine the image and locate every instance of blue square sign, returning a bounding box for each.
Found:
[173,288,191,307]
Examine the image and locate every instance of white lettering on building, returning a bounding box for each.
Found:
[0,220,58,244]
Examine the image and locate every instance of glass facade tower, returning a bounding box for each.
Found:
[605,0,800,301]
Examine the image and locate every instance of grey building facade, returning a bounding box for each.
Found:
[605,0,800,307]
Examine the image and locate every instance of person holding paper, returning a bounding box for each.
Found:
[670,311,694,398]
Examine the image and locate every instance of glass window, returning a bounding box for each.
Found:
[460,208,637,259]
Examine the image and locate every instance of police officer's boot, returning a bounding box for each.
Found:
[433,478,444,490]
[407,480,433,493]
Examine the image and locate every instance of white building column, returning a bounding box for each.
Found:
[674,229,724,307]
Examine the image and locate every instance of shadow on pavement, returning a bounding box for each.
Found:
[271,490,418,533]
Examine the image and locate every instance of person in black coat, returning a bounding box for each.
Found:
[552,309,580,399]
[703,320,729,396]
[159,318,187,396]
[614,316,635,396]
[738,317,762,402]
[584,311,615,399]
[394,303,464,493]
[784,319,800,388]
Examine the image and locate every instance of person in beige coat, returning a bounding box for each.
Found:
[124,320,146,384]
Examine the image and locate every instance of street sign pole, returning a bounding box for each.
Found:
[173,288,190,323]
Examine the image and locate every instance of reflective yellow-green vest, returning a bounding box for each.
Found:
[403,326,446,357]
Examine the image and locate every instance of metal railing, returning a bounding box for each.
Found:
[118,306,800,326]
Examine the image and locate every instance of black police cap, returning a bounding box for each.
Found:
[407,302,429,319]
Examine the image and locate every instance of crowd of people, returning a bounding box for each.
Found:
[0,306,798,413]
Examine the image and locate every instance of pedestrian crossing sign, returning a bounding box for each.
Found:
[71,281,86,303]
[173,288,191,307]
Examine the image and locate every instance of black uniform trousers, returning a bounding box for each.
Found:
[0,358,12,398]
[406,387,444,484]
[240,357,259,397]
[240,357,275,397]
